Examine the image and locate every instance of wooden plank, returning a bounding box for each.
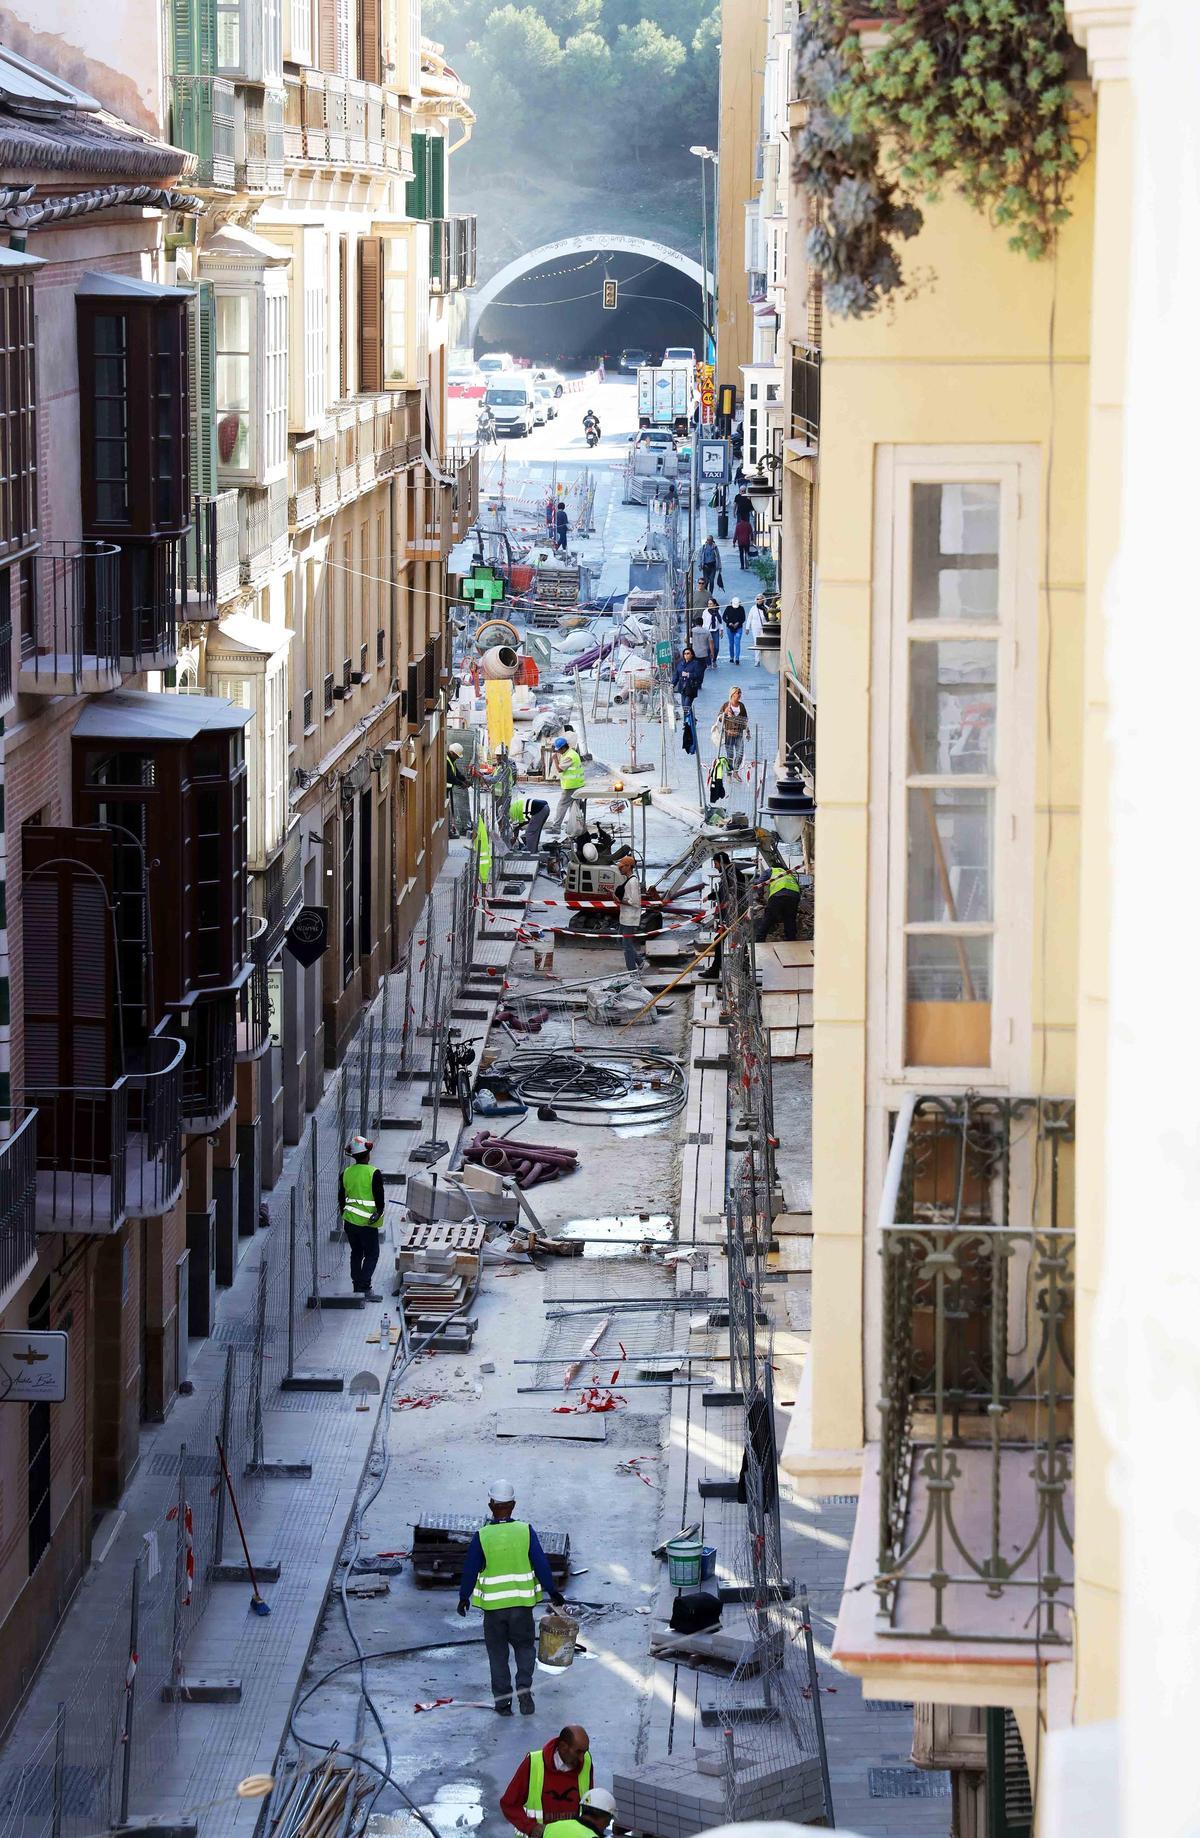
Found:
[497,1410,608,1442]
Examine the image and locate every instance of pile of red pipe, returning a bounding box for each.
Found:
[463,1130,579,1189]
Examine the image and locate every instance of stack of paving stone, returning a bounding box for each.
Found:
[613,1753,825,1837]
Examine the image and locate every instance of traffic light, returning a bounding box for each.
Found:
[717,383,737,424]
[602,278,618,311]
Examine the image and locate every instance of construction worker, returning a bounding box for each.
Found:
[543,1788,618,1838]
[510,791,550,855]
[756,862,802,943]
[457,1479,566,1715]
[501,1726,593,1835]
[339,1134,385,1300]
[547,735,584,835]
[447,743,471,836]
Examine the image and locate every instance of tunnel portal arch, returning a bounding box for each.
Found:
[466,234,713,344]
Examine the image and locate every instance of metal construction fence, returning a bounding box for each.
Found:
[0,847,493,1834]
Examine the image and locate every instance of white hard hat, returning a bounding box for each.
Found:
[347,1134,373,1155]
[581,842,599,863]
[488,1478,516,1503]
[582,1791,617,1817]
[449,743,465,756]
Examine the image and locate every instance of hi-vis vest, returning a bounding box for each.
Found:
[510,795,529,824]
[471,1519,540,1611]
[558,749,584,791]
[524,1749,592,1824]
[542,1823,593,1838]
[476,813,492,886]
[342,1161,379,1228]
[768,866,800,899]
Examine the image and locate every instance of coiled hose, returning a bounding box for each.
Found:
[486,1046,687,1126]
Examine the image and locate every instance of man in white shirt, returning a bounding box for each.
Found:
[616,853,647,974]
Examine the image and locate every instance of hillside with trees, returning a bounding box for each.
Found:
[424,0,719,280]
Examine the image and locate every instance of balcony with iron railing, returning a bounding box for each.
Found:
[116,535,184,672]
[169,75,236,189]
[790,341,821,447]
[239,479,289,585]
[18,540,122,697]
[288,437,318,529]
[236,918,272,1059]
[28,1036,186,1233]
[183,493,219,620]
[177,994,237,1132]
[834,1094,1075,1679]
[0,1110,38,1311]
[250,821,303,958]
[316,425,338,512]
[124,1034,186,1218]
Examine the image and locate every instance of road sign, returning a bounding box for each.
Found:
[602,278,618,310]
[0,1331,68,1403]
[698,362,715,423]
[285,905,329,968]
[656,640,673,666]
[698,437,731,484]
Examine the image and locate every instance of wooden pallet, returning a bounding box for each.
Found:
[397,1220,486,1254]
[411,1513,571,1588]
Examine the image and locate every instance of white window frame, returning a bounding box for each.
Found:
[876,445,1038,1091]
[212,271,289,488]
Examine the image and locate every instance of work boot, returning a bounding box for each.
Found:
[364,1289,383,1303]
[518,1691,536,1715]
[495,1700,514,1717]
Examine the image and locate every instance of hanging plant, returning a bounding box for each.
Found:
[793,0,1082,317]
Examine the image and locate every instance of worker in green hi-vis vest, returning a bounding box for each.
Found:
[542,1789,617,1838]
[501,1726,594,1836]
[338,1132,385,1300]
[458,1479,566,1715]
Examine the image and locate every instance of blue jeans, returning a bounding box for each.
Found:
[728,628,743,663]
[621,925,645,971]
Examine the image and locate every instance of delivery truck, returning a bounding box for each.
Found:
[637,365,693,434]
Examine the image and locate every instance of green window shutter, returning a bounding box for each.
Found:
[188,281,217,498]
[172,0,216,74]
[407,130,427,219]
[429,137,445,220]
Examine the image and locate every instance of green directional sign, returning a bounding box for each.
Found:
[461,564,505,610]
[656,640,673,666]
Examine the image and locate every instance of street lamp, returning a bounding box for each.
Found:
[689,145,718,362]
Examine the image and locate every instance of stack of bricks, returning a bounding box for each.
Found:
[613,1755,827,1836]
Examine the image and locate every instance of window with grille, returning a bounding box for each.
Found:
[0,272,37,561]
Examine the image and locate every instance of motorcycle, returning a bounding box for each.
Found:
[477,410,496,445]
[584,416,601,449]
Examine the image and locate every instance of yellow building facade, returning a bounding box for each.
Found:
[774,0,1137,1819]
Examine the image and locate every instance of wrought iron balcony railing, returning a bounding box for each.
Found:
[0,1109,37,1301]
[18,540,121,696]
[124,1035,186,1219]
[876,1093,1075,1646]
[178,994,237,1132]
[790,341,821,446]
[236,918,272,1059]
[28,1080,128,1234]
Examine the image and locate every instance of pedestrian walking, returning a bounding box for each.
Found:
[510,792,550,854]
[698,534,720,594]
[689,618,712,665]
[615,852,647,974]
[733,512,754,570]
[547,735,585,834]
[756,862,802,942]
[447,742,470,835]
[722,596,747,664]
[732,486,753,523]
[714,684,750,770]
[543,1790,617,1838]
[672,645,706,709]
[457,1480,566,1715]
[555,501,570,552]
[708,600,723,664]
[545,496,556,541]
[501,1728,595,1835]
[339,1134,384,1300]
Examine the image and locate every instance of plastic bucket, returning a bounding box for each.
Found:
[537,1611,579,1669]
[666,1538,704,1587]
[700,1545,717,1582]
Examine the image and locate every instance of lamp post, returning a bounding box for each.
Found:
[689,145,718,363]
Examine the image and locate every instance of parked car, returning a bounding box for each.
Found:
[619,347,651,372]
[533,367,566,396]
[534,382,558,421]
[529,389,548,426]
[477,352,516,376]
[484,381,537,436]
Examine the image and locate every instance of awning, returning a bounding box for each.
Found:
[72,687,253,742]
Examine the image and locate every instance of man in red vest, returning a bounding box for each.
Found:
[501,1726,593,1836]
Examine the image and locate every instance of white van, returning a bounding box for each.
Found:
[484,380,537,437]
[477,352,515,376]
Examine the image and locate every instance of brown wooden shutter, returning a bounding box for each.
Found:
[358,236,383,394]
[338,234,349,398]
[359,0,381,83]
[318,0,338,72]
[22,826,115,1091]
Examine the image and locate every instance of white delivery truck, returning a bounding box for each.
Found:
[636,365,693,434]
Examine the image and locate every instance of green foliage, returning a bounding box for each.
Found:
[435,0,718,195]
[749,553,778,590]
[793,0,1081,317]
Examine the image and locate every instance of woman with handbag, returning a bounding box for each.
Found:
[713,685,750,771]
